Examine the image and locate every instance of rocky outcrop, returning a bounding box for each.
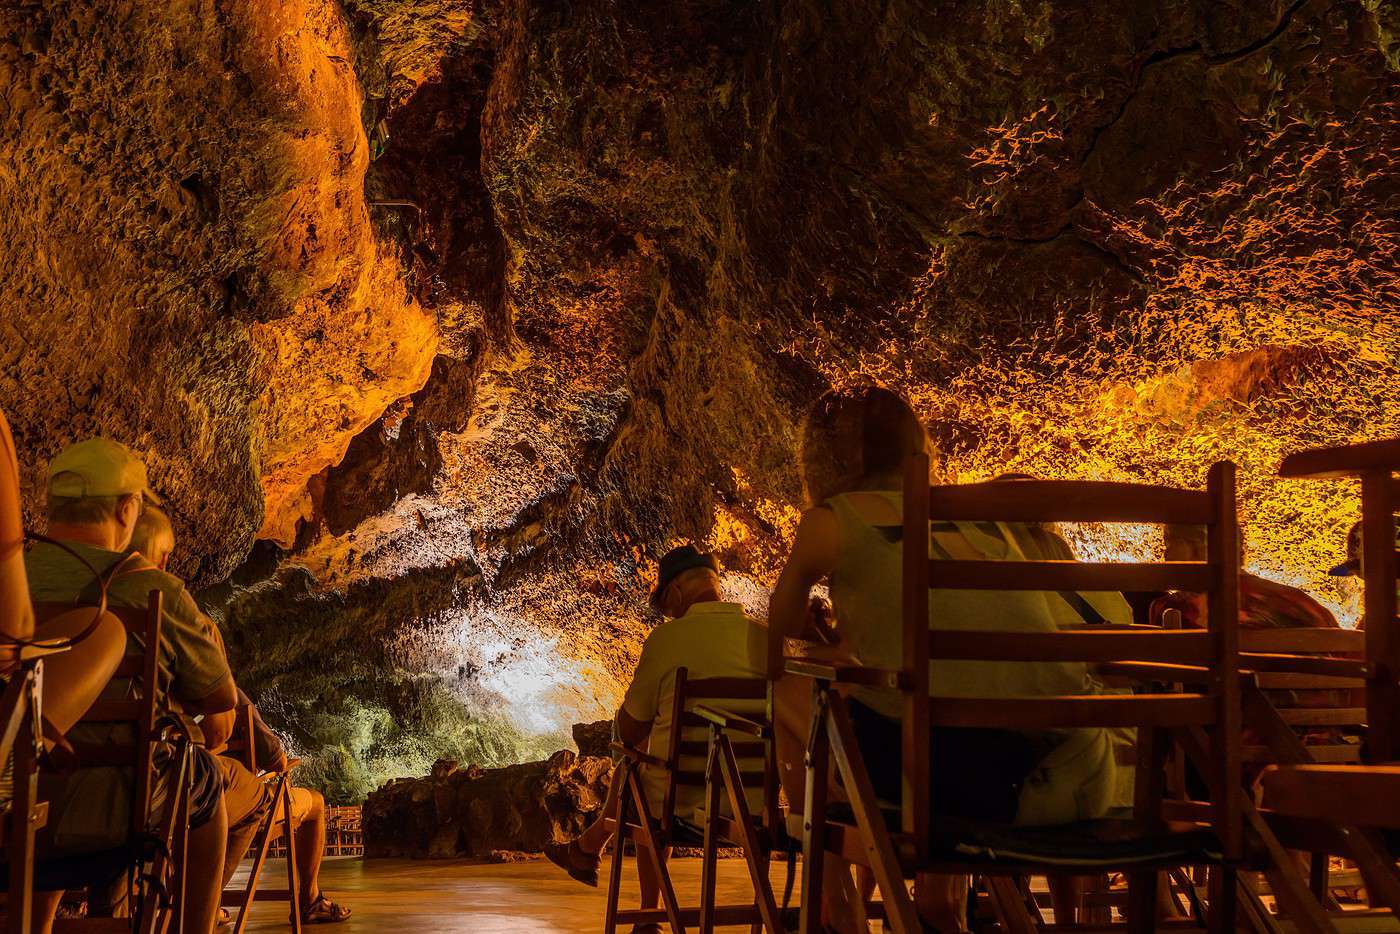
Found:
[5,0,1398,799]
[363,750,612,859]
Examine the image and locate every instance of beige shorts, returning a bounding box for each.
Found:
[217,756,316,831]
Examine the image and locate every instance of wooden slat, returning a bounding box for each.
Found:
[1260,765,1400,829]
[929,629,1214,665]
[927,481,1215,524]
[782,659,907,689]
[1279,439,1400,480]
[1239,653,1368,678]
[1253,672,1364,690]
[1274,707,1366,726]
[687,705,766,736]
[927,694,1217,729]
[1243,746,1362,764]
[929,560,1214,592]
[677,739,766,757]
[1239,629,1366,654]
[678,677,767,701]
[672,769,766,787]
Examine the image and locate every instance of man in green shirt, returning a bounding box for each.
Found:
[26,438,235,934]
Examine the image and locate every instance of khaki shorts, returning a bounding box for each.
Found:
[217,757,316,831]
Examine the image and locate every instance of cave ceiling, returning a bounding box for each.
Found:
[2,0,1397,797]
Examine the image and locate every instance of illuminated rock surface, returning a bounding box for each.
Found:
[2,0,1397,799]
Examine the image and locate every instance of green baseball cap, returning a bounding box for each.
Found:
[47,438,161,503]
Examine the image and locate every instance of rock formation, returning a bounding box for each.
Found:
[363,749,613,859]
[3,0,1397,798]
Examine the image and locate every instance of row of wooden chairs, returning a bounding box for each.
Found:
[4,592,302,934]
[604,439,1400,934]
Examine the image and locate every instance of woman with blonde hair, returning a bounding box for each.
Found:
[769,386,1119,933]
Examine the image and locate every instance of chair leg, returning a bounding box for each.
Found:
[628,779,687,934]
[985,877,1038,934]
[7,682,39,934]
[1208,867,1238,934]
[716,736,783,934]
[604,768,631,934]
[826,696,920,934]
[699,742,722,934]
[1127,870,1158,934]
[799,686,830,934]
[284,783,302,934]
[230,777,285,934]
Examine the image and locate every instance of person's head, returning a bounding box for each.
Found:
[649,544,722,619]
[45,438,159,551]
[1329,519,1400,581]
[130,505,175,570]
[800,386,929,505]
[1163,524,1208,562]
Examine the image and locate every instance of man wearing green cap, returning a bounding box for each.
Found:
[25,437,236,934]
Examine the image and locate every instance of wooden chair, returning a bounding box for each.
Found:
[1279,438,1400,759]
[34,592,193,934]
[1,645,63,934]
[785,456,1322,934]
[220,705,302,934]
[1241,439,1400,921]
[604,670,788,934]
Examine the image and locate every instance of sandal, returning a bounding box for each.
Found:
[544,839,600,887]
[299,893,352,924]
[217,907,233,928]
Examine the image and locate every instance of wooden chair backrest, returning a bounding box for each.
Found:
[1238,627,1367,764]
[34,591,164,841]
[1280,438,1400,761]
[658,669,774,835]
[903,454,1242,860]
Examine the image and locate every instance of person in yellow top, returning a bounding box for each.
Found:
[25,438,236,934]
[545,545,766,934]
[769,387,1122,934]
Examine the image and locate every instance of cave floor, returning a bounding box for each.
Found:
[234,855,794,933]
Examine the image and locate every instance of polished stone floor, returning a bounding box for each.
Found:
[236,855,792,933]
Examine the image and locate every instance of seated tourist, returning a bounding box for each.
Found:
[543,545,765,932]
[1328,518,1400,598]
[769,387,1122,934]
[0,410,126,758]
[1153,523,1340,631]
[25,438,235,934]
[129,508,351,925]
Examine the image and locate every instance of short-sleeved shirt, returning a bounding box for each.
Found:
[26,539,232,852]
[621,601,767,819]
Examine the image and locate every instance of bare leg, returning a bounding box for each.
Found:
[33,609,125,736]
[28,890,63,934]
[293,791,327,905]
[578,764,625,855]
[637,845,672,909]
[174,794,228,934]
[221,818,261,888]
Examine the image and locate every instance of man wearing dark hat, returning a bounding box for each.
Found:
[1329,517,1400,603]
[544,545,765,929]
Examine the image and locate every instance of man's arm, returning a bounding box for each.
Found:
[768,506,841,640]
[197,699,237,749]
[615,706,652,750]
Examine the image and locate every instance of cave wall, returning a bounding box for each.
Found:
[4,0,1398,799]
